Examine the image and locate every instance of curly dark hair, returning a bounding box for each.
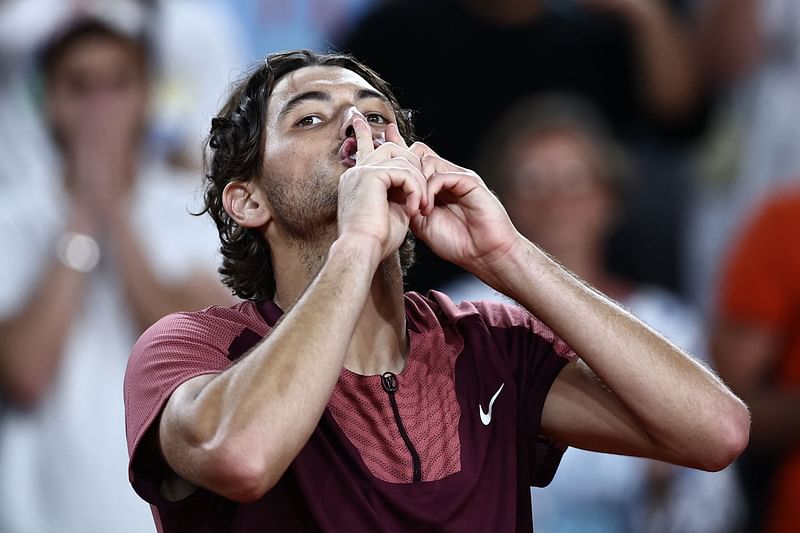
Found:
[202,50,416,302]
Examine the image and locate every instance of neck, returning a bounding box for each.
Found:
[64,148,139,196]
[345,257,408,375]
[273,237,408,376]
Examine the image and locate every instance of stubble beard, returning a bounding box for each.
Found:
[263,166,338,275]
[263,165,416,278]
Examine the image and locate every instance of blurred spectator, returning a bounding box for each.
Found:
[0,0,249,180]
[712,183,800,533]
[688,0,800,309]
[0,13,232,533]
[443,95,744,533]
[340,0,704,294]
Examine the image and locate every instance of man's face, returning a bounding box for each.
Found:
[46,34,148,148]
[259,65,398,241]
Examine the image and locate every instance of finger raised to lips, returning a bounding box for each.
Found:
[353,117,375,164]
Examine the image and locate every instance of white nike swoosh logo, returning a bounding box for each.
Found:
[479,383,505,426]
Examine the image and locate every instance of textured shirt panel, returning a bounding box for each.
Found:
[328,296,463,483]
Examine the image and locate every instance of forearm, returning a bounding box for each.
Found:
[0,258,86,407]
[625,1,699,118]
[107,213,230,331]
[695,0,761,88]
[486,240,748,466]
[162,235,382,499]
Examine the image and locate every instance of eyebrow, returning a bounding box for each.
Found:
[277,88,390,121]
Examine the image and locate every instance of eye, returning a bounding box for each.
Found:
[365,113,388,125]
[296,115,322,127]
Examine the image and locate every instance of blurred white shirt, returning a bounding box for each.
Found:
[0,163,222,533]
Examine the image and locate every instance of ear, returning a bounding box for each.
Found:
[222,180,272,229]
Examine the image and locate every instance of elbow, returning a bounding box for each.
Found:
[700,399,751,472]
[204,438,284,502]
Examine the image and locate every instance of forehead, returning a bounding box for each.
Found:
[511,130,593,161]
[268,65,383,112]
[51,35,142,78]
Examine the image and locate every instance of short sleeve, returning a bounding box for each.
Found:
[479,303,575,487]
[452,298,575,487]
[718,192,800,331]
[123,311,234,502]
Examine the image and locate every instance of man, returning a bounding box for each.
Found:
[0,14,230,533]
[124,50,749,532]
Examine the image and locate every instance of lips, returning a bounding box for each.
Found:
[339,137,358,168]
[338,137,385,168]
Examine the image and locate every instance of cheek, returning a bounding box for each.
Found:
[262,139,293,173]
[48,95,83,134]
[262,144,327,186]
[576,193,615,229]
[120,88,148,113]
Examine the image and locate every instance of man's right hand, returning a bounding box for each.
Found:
[336,118,428,263]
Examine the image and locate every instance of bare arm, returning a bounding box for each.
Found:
[712,320,800,452]
[496,244,749,470]
[408,143,749,471]
[159,235,382,501]
[695,0,762,88]
[583,0,700,118]
[0,206,93,407]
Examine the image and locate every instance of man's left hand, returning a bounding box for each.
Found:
[405,141,521,280]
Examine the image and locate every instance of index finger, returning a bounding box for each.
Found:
[410,141,465,176]
[354,117,375,163]
[385,123,408,149]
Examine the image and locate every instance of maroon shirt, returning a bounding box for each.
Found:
[124,291,574,532]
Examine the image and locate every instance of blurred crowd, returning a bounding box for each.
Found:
[0,0,798,532]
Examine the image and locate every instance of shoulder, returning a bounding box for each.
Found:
[405,290,521,327]
[130,300,268,363]
[406,290,568,346]
[124,301,269,444]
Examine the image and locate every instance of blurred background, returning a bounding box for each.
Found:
[1,0,799,531]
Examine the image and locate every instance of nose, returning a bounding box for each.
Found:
[339,106,367,140]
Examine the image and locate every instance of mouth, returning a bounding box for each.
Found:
[338,137,384,168]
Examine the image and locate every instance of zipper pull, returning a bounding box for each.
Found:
[381,372,398,393]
